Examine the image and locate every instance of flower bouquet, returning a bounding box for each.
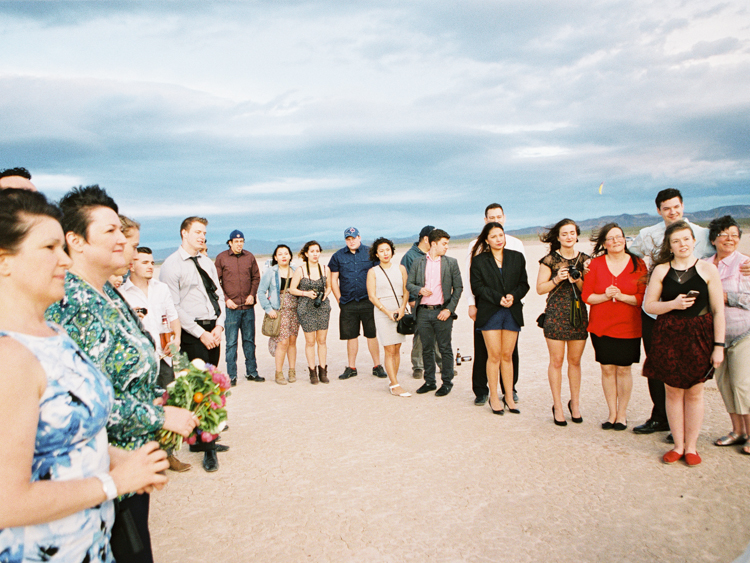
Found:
[158,352,232,451]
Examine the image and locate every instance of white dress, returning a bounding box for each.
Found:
[373,264,406,346]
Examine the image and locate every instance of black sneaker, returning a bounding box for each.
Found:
[339,367,358,380]
[372,365,387,378]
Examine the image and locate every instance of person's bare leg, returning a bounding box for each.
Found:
[287,332,297,368]
[615,365,633,425]
[367,337,381,367]
[500,330,518,410]
[665,384,686,454]
[346,338,358,368]
[316,329,328,368]
[483,330,503,411]
[566,339,586,419]
[304,332,317,369]
[684,383,705,454]
[546,339,565,421]
[275,338,289,372]
[384,344,402,391]
[600,364,617,424]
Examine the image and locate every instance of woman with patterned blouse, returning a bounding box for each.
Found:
[0,189,168,563]
[46,186,197,563]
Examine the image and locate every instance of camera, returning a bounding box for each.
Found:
[312,291,324,308]
[567,267,582,281]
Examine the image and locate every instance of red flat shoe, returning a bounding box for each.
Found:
[684,452,702,467]
[662,450,683,464]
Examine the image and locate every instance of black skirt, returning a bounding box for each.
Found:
[590,334,641,366]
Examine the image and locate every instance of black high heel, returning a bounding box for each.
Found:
[552,406,567,426]
[568,400,583,424]
[503,398,520,414]
[489,397,504,415]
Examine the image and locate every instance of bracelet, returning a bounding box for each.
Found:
[94,473,118,501]
[714,342,725,348]
[552,279,559,287]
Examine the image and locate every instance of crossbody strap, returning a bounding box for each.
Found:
[378,265,403,310]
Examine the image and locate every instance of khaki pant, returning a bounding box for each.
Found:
[716,334,750,415]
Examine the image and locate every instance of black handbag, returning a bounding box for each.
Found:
[536,312,546,328]
[379,265,416,335]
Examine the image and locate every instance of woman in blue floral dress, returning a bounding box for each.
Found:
[0,189,169,563]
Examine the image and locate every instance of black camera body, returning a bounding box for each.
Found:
[568,267,582,281]
[312,291,324,308]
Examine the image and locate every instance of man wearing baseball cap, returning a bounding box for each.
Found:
[215,229,262,385]
[329,227,387,380]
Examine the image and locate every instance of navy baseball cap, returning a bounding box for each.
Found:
[228,229,244,242]
[344,227,360,239]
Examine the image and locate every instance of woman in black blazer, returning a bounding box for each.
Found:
[470,222,530,415]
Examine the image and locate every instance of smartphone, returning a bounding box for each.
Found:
[704,365,715,379]
[686,290,700,298]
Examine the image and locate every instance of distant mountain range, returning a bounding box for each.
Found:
[152,204,750,261]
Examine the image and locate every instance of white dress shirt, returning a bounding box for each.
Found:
[159,246,226,338]
[121,278,179,358]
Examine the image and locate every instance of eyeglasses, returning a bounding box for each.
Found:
[716,232,740,240]
[605,235,625,243]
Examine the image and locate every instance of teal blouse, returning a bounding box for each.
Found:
[46,272,165,449]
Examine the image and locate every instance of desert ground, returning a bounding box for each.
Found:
[150,237,750,563]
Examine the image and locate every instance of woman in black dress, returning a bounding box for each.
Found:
[470,222,529,415]
[536,219,590,426]
[643,221,725,466]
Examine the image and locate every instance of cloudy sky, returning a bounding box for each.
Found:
[2,1,749,249]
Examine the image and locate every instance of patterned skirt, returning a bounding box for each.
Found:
[643,312,714,389]
[268,292,300,357]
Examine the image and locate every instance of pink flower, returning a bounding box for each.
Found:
[186,434,197,445]
[201,432,214,442]
[220,395,226,407]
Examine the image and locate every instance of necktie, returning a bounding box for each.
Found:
[189,256,221,318]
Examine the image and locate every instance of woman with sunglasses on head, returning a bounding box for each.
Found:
[290,241,332,384]
[537,219,590,426]
[0,189,168,563]
[643,220,724,466]
[703,216,750,454]
[583,223,647,431]
[258,244,300,385]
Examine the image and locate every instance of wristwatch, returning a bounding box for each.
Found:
[94,473,118,501]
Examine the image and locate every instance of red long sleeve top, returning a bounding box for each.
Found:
[582,254,647,339]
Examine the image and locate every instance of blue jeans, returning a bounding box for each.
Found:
[225,307,258,380]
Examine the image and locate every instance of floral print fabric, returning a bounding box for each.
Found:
[0,326,115,563]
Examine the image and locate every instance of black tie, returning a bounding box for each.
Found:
[189,256,221,318]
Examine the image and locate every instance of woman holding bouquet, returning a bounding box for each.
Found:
[46,186,198,563]
[0,189,169,562]
[290,241,332,384]
[258,244,300,384]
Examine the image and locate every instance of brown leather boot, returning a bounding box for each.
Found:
[275,370,287,385]
[167,455,192,472]
[318,365,329,383]
[288,368,297,383]
[309,366,319,384]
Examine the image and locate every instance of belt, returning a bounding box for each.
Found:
[419,304,444,310]
[195,319,217,328]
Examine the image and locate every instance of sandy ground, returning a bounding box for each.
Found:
[150,238,750,563]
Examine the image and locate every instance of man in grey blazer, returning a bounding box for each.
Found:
[407,229,463,396]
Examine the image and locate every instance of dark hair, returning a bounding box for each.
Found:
[0,189,62,253]
[428,228,450,245]
[136,246,153,255]
[58,185,118,242]
[590,222,641,274]
[471,222,504,265]
[539,218,579,252]
[652,220,695,267]
[484,203,504,217]
[0,167,32,180]
[299,240,321,263]
[655,188,682,209]
[369,237,396,261]
[708,215,742,246]
[271,244,293,266]
[180,216,208,237]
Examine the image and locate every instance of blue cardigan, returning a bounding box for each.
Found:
[258,264,297,313]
